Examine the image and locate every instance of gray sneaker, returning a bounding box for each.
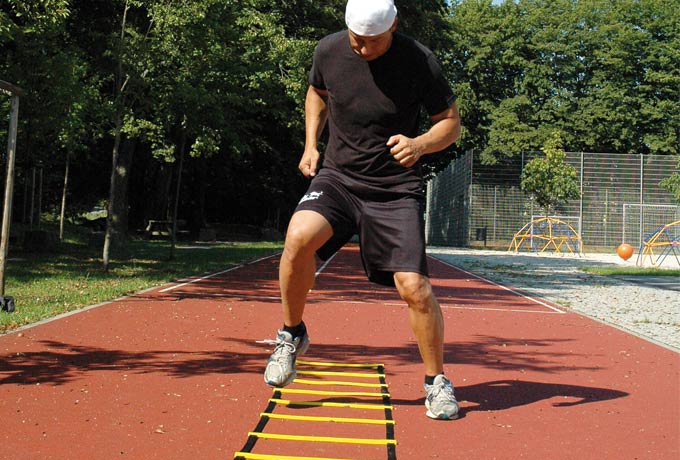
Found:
[261,330,310,387]
[424,374,460,420]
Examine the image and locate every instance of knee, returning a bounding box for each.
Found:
[283,213,330,262]
[283,224,314,263]
[285,221,308,251]
[394,273,435,311]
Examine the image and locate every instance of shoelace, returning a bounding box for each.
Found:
[257,338,297,360]
[428,381,456,403]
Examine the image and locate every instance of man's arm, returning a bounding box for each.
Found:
[387,102,461,168]
[299,85,329,177]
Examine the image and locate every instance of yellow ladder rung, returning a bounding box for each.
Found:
[234,452,356,460]
[297,360,383,369]
[297,370,383,378]
[277,388,388,398]
[261,413,394,425]
[247,431,397,446]
[293,378,387,388]
[269,398,391,410]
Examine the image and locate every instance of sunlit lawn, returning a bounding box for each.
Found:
[582,266,680,277]
[0,234,282,334]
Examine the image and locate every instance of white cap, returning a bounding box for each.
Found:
[345,0,398,37]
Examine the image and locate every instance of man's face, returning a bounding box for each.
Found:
[348,22,396,61]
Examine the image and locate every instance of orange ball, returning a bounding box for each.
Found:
[617,243,634,261]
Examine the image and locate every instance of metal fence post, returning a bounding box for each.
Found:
[639,154,644,247]
[579,152,584,239]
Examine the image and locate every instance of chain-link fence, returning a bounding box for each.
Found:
[426,150,679,250]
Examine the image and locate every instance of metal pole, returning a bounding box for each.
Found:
[493,185,497,242]
[468,149,474,247]
[0,91,21,295]
[579,152,584,240]
[622,204,627,244]
[639,154,644,247]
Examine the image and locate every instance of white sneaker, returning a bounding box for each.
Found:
[261,330,310,387]
[424,374,460,420]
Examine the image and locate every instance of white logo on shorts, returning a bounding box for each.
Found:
[299,191,324,204]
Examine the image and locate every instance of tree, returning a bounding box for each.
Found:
[448,0,680,163]
[1,0,102,229]
[103,0,141,271]
[4,0,678,247]
[520,131,581,215]
[56,57,101,240]
[660,157,680,203]
[447,0,525,158]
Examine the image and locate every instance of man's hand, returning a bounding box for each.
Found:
[387,135,424,168]
[386,104,461,168]
[299,148,321,177]
[300,86,328,178]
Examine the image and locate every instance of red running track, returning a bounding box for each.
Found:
[0,245,678,459]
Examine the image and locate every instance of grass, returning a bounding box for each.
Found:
[0,226,283,334]
[581,266,680,277]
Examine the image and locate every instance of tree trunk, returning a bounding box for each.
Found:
[191,155,208,237]
[170,130,186,260]
[103,112,122,272]
[37,167,43,229]
[103,0,131,272]
[0,89,21,297]
[29,167,35,229]
[59,149,70,241]
[112,137,135,236]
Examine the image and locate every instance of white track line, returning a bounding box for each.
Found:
[432,257,566,314]
[162,249,336,296]
[160,251,565,316]
[315,251,339,277]
[1,254,283,336]
[159,252,281,293]
[0,285,161,337]
[380,301,562,314]
[441,304,562,314]
[164,292,282,301]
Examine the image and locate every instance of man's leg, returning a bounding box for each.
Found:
[393,272,444,376]
[394,271,459,420]
[263,210,332,388]
[280,210,333,326]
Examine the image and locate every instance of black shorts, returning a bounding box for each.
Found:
[294,169,428,287]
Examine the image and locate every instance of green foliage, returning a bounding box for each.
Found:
[190,128,221,159]
[0,0,107,222]
[659,156,680,203]
[447,0,680,162]
[0,0,70,37]
[520,131,581,214]
[1,0,677,235]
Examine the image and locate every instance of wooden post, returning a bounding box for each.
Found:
[0,80,24,299]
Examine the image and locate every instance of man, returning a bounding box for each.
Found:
[262,0,461,420]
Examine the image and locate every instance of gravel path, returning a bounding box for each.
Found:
[428,247,680,352]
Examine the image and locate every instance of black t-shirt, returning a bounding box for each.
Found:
[309,31,455,196]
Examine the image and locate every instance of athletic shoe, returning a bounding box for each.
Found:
[261,330,310,387]
[424,374,460,420]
